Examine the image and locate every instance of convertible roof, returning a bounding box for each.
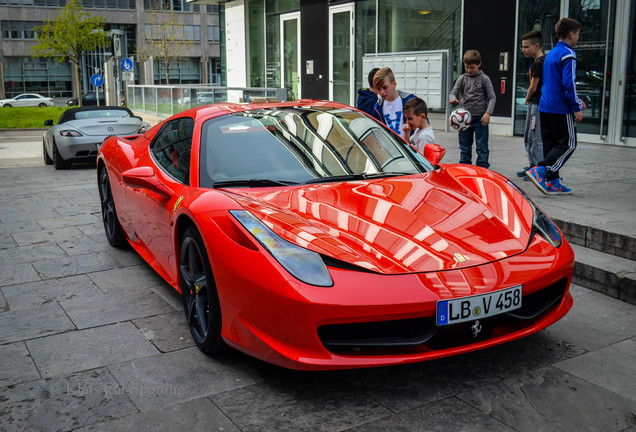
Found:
[57,106,134,124]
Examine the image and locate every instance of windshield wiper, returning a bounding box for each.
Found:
[211,179,300,188]
[363,172,414,179]
[305,174,367,184]
[305,172,412,184]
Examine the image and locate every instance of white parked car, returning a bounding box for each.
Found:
[0,93,54,107]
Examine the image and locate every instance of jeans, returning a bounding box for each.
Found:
[458,115,489,168]
[523,102,543,166]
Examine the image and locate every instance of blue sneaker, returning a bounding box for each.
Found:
[526,166,549,194]
[516,167,530,177]
[546,178,572,195]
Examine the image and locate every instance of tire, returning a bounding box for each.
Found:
[38,103,47,107]
[98,166,127,247]
[180,226,226,354]
[3,104,11,108]
[43,139,53,165]
[52,140,71,170]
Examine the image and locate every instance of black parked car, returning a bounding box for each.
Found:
[66,93,106,106]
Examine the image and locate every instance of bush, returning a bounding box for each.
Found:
[0,106,71,129]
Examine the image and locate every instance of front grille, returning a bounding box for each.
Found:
[318,278,568,355]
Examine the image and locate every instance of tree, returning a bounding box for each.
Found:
[138,2,194,84]
[30,0,109,106]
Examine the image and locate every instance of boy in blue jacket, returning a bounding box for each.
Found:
[527,18,584,195]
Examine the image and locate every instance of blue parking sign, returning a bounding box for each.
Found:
[121,58,133,71]
[90,74,104,87]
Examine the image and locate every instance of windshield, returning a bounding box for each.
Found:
[199,106,433,187]
[74,109,131,120]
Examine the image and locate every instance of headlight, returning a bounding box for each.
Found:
[60,129,82,137]
[230,210,333,287]
[508,181,562,248]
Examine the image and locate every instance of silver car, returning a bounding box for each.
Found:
[43,106,150,169]
[0,93,54,107]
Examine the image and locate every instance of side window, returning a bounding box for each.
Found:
[150,117,194,184]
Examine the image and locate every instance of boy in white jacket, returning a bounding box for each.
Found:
[402,97,435,154]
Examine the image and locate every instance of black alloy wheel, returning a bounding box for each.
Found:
[180,226,225,354]
[52,140,71,170]
[43,139,53,165]
[98,166,127,247]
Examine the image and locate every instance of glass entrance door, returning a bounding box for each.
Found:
[280,12,301,100]
[569,1,615,140]
[329,4,354,105]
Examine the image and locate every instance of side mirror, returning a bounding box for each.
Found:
[44,120,53,126]
[122,167,173,199]
[424,143,445,166]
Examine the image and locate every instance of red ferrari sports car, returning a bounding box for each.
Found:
[97,100,573,370]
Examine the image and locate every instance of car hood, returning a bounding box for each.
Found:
[61,118,143,136]
[223,167,535,274]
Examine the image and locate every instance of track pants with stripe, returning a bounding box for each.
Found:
[539,112,577,181]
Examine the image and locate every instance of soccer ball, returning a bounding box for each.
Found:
[449,108,472,131]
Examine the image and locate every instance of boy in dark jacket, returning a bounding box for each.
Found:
[518,30,545,178]
[356,68,379,115]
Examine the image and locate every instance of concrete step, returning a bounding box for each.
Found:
[570,244,636,306]
[554,218,635,261]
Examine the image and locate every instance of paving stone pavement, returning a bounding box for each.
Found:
[0,130,635,431]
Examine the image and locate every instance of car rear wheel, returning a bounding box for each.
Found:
[98,166,127,247]
[180,226,226,354]
[43,139,53,165]
[38,103,47,107]
[52,141,71,170]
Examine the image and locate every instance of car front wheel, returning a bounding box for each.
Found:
[98,166,127,247]
[180,226,226,354]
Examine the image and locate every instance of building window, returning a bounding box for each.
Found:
[207,25,220,42]
[145,24,200,42]
[1,21,42,39]
[144,0,196,12]
[4,56,72,98]
[0,0,135,8]
[154,58,201,84]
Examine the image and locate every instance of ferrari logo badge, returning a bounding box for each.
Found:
[454,253,467,263]
[471,320,482,338]
[173,196,183,212]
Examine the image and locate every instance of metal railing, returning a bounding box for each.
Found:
[126,84,288,117]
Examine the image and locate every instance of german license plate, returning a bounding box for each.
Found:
[436,285,522,326]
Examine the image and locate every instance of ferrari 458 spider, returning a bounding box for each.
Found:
[97,100,573,370]
[44,106,150,169]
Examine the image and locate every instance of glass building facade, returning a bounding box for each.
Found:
[217,0,635,147]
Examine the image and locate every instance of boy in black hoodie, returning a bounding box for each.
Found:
[356,68,379,115]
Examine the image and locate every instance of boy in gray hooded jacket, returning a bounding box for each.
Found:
[449,50,496,168]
